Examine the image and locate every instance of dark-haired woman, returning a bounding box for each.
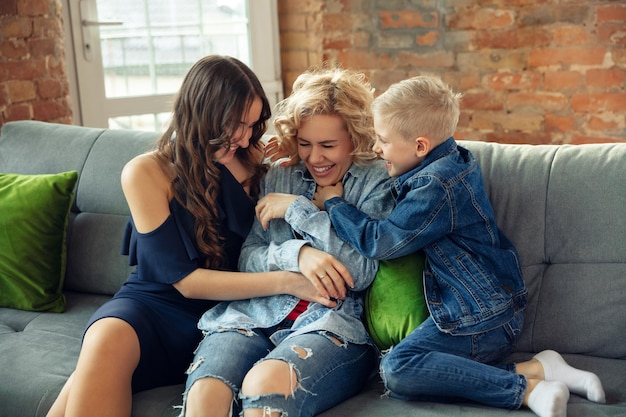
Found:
[46,55,330,417]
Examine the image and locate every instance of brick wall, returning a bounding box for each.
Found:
[278,0,626,144]
[1,0,623,144]
[0,0,72,128]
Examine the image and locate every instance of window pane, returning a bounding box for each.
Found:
[97,0,249,98]
[108,113,172,131]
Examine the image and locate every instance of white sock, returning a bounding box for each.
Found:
[527,380,569,417]
[534,350,606,403]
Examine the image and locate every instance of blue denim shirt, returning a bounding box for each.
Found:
[197,160,394,345]
[325,138,527,336]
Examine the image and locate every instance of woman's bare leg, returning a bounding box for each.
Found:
[46,318,140,417]
[241,359,297,417]
[185,377,234,417]
[46,373,75,417]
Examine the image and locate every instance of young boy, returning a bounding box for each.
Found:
[313,75,605,417]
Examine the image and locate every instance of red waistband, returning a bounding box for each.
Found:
[286,299,310,320]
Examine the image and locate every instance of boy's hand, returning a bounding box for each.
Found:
[255,193,298,230]
[312,183,344,210]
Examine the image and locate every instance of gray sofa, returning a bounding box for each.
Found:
[0,120,624,417]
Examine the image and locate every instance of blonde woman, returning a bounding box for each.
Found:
[182,66,395,417]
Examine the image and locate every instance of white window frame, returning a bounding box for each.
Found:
[61,0,283,128]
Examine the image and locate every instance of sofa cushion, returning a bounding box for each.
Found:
[0,121,102,177]
[0,171,78,312]
[365,250,429,350]
[63,128,157,296]
[64,212,134,295]
[463,141,626,360]
[0,292,113,417]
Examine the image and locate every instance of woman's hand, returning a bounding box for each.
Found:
[285,271,338,308]
[312,183,344,210]
[263,136,294,166]
[298,245,354,300]
[255,193,298,230]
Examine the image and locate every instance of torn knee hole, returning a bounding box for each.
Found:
[292,345,312,359]
[186,356,205,374]
[320,330,345,347]
[217,327,255,337]
[328,335,343,346]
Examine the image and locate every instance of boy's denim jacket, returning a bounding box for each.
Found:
[197,160,394,345]
[325,138,528,336]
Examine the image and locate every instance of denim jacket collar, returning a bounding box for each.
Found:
[394,137,457,192]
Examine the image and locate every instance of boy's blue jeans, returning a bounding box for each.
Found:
[183,323,376,417]
[381,313,526,410]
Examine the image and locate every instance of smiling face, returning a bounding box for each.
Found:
[297,114,355,186]
[216,97,263,164]
[372,113,423,177]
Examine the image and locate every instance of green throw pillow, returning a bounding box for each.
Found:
[365,250,430,350]
[0,171,78,312]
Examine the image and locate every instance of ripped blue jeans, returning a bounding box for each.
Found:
[182,323,376,417]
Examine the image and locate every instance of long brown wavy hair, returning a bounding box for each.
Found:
[155,55,271,269]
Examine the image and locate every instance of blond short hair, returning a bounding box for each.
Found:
[372,75,461,144]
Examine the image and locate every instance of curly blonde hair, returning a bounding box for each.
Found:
[155,55,270,269]
[273,65,377,166]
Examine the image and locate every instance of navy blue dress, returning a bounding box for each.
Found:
[85,164,255,392]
